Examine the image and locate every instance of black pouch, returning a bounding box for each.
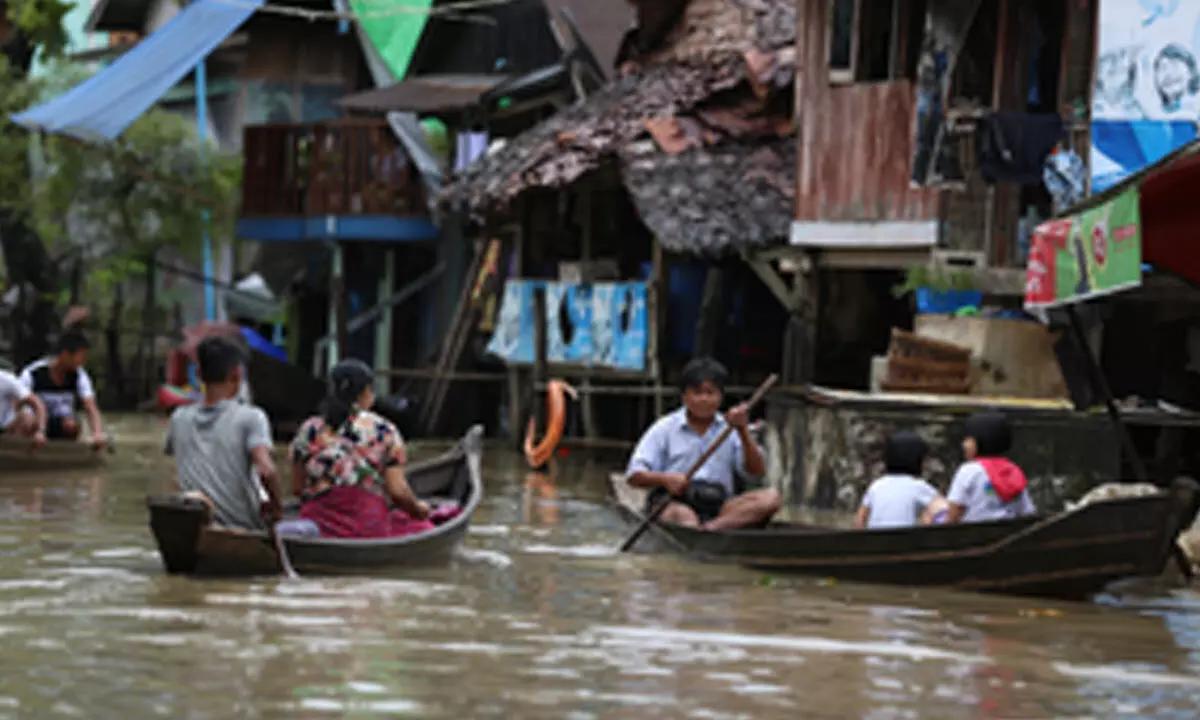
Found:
[686,481,729,522]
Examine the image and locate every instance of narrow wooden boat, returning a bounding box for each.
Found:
[0,436,105,472]
[147,425,484,577]
[609,474,1200,601]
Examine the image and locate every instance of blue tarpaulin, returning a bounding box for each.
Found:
[12,0,263,141]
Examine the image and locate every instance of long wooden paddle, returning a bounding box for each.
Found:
[619,374,779,553]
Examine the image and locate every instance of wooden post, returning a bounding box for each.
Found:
[328,241,345,370]
[651,236,665,418]
[579,190,598,441]
[1066,306,1147,482]
[693,266,724,358]
[532,285,548,432]
[506,213,526,446]
[374,247,395,396]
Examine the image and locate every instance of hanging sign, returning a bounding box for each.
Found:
[1024,186,1142,310]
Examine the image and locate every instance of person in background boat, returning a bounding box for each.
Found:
[626,357,779,530]
[289,359,436,539]
[163,336,284,531]
[855,431,946,529]
[18,331,107,448]
[0,368,47,451]
[945,412,1036,524]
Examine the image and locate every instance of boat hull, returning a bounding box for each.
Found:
[0,436,105,472]
[148,426,485,577]
[609,474,1200,601]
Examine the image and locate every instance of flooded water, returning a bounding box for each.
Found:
[1,415,1199,718]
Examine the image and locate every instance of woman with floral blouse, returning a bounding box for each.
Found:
[289,359,434,538]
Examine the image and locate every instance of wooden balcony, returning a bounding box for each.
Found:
[241,120,425,218]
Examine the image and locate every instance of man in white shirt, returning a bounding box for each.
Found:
[0,369,47,450]
[18,331,107,447]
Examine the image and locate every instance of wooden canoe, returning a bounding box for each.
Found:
[608,473,1200,601]
[147,425,485,577]
[0,436,105,472]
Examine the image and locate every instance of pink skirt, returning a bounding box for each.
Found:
[298,485,436,539]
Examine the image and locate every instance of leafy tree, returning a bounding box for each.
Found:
[0,0,74,364]
[34,107,242,278]
[28,100,243,404]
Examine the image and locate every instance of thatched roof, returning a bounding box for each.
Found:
[621,135,795,253]
[440,0,797,255]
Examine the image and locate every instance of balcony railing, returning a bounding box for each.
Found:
[241,119,425,218]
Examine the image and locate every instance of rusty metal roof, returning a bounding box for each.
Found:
[336,75,505,115]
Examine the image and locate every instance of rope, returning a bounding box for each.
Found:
[206,0,513,23]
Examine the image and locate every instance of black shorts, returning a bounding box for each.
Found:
[46,415,78,440]
[646,482,730,523]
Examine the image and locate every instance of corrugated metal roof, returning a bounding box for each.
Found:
[543,0,635,74]
[337,75,504,115]
[13,0,261,142]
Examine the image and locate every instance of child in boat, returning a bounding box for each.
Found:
[0,368,47,449]
[855,431,945,529]
[18,331,108,449]
[289,359,436,539]
[626,357,779,531]
[945,412,1037,523]
[164,336,284,532]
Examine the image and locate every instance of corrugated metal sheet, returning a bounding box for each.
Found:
[796,81,937,222]
[543,0,635,73]
[409,0,563,76]
[337,75,504,115]
[794,0,937,224]
[13,0,262,141]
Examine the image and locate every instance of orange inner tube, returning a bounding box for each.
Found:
[524,379,577,469]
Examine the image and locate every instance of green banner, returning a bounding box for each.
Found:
[350,0,433,80]
[1024,186,1143,310]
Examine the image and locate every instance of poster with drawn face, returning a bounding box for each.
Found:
[1091,1,1200,192]
[485,281,534,364]
[483,280,648,371]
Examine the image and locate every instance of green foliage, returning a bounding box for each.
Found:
[31,101,243,290]
[892,264,979,298]
[8,0,72,60]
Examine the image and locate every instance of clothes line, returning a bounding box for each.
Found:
[206,0,503,23]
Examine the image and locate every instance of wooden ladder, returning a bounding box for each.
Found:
[418,247,484,436]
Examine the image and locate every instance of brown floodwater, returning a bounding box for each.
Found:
[0,415,1199,718]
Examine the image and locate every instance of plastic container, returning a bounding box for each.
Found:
[915,288,983,315]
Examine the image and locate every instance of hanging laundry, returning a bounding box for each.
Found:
[976,113,1066,184]
[1043,149,1086,214]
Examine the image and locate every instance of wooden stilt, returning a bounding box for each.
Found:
[651,236,665,418]
[1066,305,1147,481]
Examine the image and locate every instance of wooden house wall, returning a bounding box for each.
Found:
[230,17,367,144]
[795,0,1098,269]
[793,0,938,224]
[240,17,362,85]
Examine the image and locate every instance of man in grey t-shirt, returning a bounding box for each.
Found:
[164,337,282,532]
